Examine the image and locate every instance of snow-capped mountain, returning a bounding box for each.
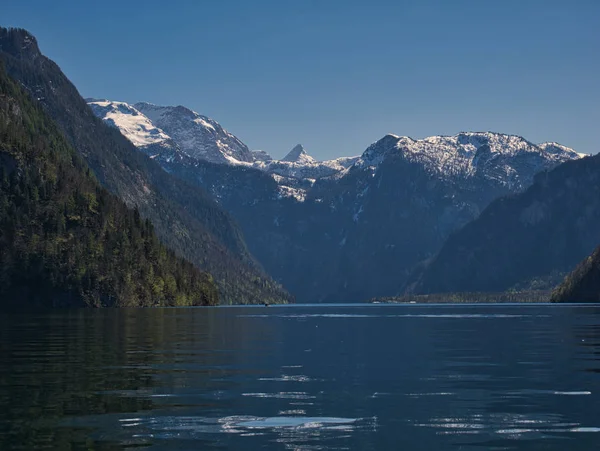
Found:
[254,132,582,203]
[282,144,315,164]
[87,98,585,303]
[132,102,255,165]
[87,99,175,150]
[87,99,359,184]
[254,145,359,183]
[357,132,584,191]
[88,99,582,193]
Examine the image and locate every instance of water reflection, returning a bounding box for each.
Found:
[0,308,281,449]
[0,305,599,450]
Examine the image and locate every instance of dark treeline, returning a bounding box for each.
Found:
[0,63,218,307]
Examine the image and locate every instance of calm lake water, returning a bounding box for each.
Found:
[0,304,599,450]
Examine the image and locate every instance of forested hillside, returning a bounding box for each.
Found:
[551,245,600,303]
[0,27,291,304]
[0,64,218,307]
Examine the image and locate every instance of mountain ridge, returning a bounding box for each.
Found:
[88,99,583,195]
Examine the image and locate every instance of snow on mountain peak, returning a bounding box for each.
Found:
[86,98,583,199]
[133,102,254,165]
[538,142,587,158]
[356,131,583,190]
[87,99,173,148]
[282,144,316,164]
[357,134,403,168]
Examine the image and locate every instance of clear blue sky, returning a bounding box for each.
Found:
[3,0,599,158]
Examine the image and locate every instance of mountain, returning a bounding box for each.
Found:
[255,146,359,183]
[282,144,315,164]
[134,102,255,164]
[88,99,360,183]
[292,132,583,301]
[0,62,218,307]
[0,27,291,305]
[551,244,600,303]
[88,99,581,194]
[87,96,584,302]
[355,132,584,190]
[412,151,600,294]
[87,99,177,152]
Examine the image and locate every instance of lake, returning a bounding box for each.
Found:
[0,304,599,450]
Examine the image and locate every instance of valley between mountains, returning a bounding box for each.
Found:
[1,27,599,306]
[87,98,589,303]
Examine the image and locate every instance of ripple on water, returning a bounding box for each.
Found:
[114,414,370,446]
[504,389,592,396]
[414,412,600,439]
[242,391,316,399]
[259,375,316,382]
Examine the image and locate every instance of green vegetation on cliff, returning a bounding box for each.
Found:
[0,64,218,307]
[551,245,600,303]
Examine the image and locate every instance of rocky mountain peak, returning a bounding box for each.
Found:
[132,102,254,164]
[282,144,316,164]
[0,28,41,62]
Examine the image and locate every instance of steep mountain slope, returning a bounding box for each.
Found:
[0,27,291,304]
[551,245,600,303]
[413,152,600,294]
[0,63,218,307]
[91,95,583,301]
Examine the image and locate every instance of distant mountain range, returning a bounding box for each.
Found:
[3,26,597,306]
[88,98,584,302]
